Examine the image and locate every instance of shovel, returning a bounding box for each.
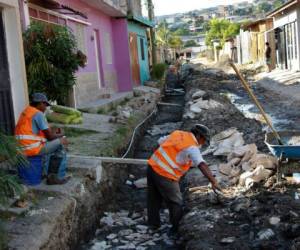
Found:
[229,61,284,145]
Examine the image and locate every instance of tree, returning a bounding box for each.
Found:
[195,19,204,27]
[23,22,86,105]
[184,40,198,47]
[256,2,272,14]
[274,0,285,8]
[169,36,183,49]
[205,19,240,47]
[156,21,171,47]
[202,21,210,32]
[173,28,191,36]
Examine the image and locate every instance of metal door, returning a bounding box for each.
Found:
[129,32,141,86]
[0,10,15,134]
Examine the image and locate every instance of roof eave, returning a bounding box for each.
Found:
[267,0,298,17]
[127,14,154,28]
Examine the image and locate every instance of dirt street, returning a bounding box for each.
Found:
[80,64,300,250]
[179,64,300,250]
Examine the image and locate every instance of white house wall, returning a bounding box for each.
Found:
[0,0,29,122]
[273,8,300,70]
[273,10,297,28]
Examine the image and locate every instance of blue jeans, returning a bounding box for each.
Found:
[39,139,67,180]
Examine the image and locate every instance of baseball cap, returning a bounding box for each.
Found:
[191,124,211,145]
[31,93,51,106]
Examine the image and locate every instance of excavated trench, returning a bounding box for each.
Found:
[76,66,300,250]
[77,85,187,249]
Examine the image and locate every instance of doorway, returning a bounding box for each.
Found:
[0,10,15,134]
[129,32,141,86]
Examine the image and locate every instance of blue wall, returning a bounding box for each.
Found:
[128,21,150,85]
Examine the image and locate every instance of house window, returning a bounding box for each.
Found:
[104,32,113,64]
[29,8,38,18]
[49,14,59,24]
[74,23,87,55]
[140,37,145,61]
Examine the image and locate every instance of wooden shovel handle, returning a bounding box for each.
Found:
[229,61,283,145]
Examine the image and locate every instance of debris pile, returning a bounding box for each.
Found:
[184,89,223,119]
[88,210,180,250]
[203,128,278,188]
[178,66,300,249]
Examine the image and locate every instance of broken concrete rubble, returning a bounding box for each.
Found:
[89,209,177,249]
[189,98,222,114]
[133,178,147,189]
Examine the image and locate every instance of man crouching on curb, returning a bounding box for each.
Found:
[147,124,221,234]
[15,93,70,185]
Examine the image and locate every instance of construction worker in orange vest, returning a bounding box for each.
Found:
[147,124,221,234]
[15,93,70,185]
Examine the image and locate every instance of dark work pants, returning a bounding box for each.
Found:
[147,166,183,230]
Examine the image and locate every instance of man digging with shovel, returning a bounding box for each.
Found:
[147,124,222,235]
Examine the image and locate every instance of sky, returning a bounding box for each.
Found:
[152,0,253,16]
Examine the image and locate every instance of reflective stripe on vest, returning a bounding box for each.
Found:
[148,130,199,180]
[157,147,182,172]
[16,135,47,142]
[15,106,47,156]
[150,154,178,178]
[21,141,44,151]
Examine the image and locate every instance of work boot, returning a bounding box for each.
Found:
[47,174,71,185]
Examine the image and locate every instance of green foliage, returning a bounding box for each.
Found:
[184,40,199,47]
[168,36,183,49]
[23,21,86,105]
[156,22,183,51]
[0,171,23,205]
[173,28,191,36]
[205,19,240,47]
[256,2,272,13]
[0,133,27,168]
[156,21,171,47]
[274,0,285,8]
[152,63,167,80]
[0,132,26,206]
[101,113,142,156]
[0,222,7,250]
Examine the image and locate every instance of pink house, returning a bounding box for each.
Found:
[20,0,133,108]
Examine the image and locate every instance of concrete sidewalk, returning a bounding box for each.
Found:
[255,69,300,102]
[3,86,161,250]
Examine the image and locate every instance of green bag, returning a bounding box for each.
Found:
[46,112,77,124]
[51,105,82,117]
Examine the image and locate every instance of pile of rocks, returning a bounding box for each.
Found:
[184,90,223,119]
[88,209,179,250]
[203,127,277,188]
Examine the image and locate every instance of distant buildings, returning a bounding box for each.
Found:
[219,0,300,73]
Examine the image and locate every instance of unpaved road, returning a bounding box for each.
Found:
[179,64,300,250]
[79,64,300,250]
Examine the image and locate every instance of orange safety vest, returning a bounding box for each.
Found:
[148,130,199,181]
[15,106,47,156]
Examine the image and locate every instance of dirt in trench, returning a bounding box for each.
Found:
[178,65,300,250]
[78,94,186,250]
[79,64,300,250]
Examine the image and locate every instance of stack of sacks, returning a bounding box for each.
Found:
[203,128,278,189]
[46,105,83,124]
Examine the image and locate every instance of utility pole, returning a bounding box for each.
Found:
[147,0,157,65]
